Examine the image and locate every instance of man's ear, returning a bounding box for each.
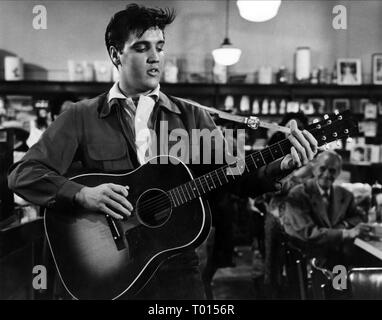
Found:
[109,46,121,67]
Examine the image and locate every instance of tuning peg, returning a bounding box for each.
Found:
[332,132,338,138]
[334,109,339,115]
[344,129,349,134]
[313,118,319,124]
[324,114,329,120]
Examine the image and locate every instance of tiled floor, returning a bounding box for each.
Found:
[212,246,265,300]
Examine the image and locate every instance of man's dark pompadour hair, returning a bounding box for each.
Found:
[105,3,175,53]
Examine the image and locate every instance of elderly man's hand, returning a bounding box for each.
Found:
[280,120,318,171]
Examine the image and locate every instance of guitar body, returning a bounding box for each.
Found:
[44,155,211,300]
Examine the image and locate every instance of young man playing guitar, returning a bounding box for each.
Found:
[8,4,317,299]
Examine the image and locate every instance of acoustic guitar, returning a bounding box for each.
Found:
[44,111,358,299]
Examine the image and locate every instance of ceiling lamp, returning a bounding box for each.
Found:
[236,0,281,22]
[212,0,242,66]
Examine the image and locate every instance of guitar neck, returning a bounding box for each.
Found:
[167,137,292,207]
[167,109,358,208]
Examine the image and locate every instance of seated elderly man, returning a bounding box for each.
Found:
[282,151,366,267]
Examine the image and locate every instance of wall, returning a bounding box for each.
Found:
[0,0,381,81]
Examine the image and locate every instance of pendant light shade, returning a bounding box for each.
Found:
[212,0,241,66]
[212,38,242,66]
[237,0,281,22]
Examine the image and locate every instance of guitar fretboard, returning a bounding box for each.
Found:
[167,137,292,207]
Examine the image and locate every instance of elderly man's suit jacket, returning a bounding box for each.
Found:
[282,178,363,249]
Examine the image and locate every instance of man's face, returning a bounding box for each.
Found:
[117,27,165,95]
[313,154,341,191]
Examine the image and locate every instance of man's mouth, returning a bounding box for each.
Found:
[147,68,160,77]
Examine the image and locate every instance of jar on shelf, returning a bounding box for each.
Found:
[295,47,311,83]
[164,56,179,83]
[5,56,24,81]
[258,66,273,84]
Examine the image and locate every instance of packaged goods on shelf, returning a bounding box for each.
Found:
[4,95,34,124]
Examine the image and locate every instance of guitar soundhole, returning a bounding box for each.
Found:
[136,188,172,228]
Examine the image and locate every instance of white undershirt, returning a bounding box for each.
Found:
[134,95,156,164]
[108,82,159,165]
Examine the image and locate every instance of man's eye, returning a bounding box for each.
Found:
[134,45,147,52]
[157,46,164,52]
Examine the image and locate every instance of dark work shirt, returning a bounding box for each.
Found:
[8,90,284,209]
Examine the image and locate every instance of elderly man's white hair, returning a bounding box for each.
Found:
[314,150,343,168]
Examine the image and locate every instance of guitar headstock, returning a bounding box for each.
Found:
[309,110,359,147]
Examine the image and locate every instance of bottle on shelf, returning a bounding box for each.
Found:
[269,99,277,114]
[239,95,250,114]
[276,66,288,84]
[331,63,338,85]
[279,99,286,114]
[164,56,179,83]
[252,99,260,114]
[311,67,319,84]
[318,66,328,84]
[295,47,311,83]
[224,95,235,111]
[261,98,269,115]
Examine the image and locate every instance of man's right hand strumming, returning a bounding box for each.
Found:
[74,183,133,220]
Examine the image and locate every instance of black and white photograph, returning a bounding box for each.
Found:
[1,0,382,307]
[332,98,350,113]
[372,53,382,84]
[337,58,362,85]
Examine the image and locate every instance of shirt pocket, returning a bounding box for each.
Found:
[87,143,129,172]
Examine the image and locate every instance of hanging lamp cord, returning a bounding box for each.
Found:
[225,0,230,39]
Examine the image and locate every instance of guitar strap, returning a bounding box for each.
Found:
[171,96,290,134]
[171,95,246,124]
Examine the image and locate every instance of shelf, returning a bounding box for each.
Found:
[1,81,382,99]
[0,81,217,98]
[217,83,382,98]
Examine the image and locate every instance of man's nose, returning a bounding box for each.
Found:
[147,48,160,63]
[322,169,332,178]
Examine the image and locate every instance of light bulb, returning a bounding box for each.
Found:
[212,47,242,66]
[237,0,281,22]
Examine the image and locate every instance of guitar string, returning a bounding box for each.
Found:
[138,117,337,211]
[136,122,348,220]
[138,119,342,214]
[136,134,320,218]
[137,124,343,220]
[135,138,294,217]
[136,140,288,212]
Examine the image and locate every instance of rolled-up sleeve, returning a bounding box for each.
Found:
[8,105,85,208]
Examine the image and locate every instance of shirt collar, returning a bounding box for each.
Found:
[100,83,180,118]
[107,81,160,104]
[316,180,330,197]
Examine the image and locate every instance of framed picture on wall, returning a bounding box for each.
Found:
[337,58,362,85]
[372,53,382,84]
[308,98,326,113]
[333,98,350,112]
